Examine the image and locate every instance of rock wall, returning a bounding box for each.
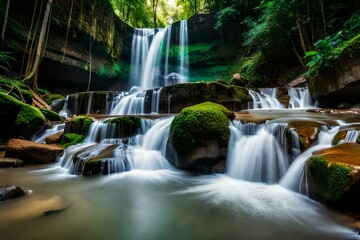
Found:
[310,53,360,107]
[1,0,133,92]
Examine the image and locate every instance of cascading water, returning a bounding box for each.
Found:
[288,87,314,109]
[249,88,284,109]
[111,20,189,115]
[227,121,295,183]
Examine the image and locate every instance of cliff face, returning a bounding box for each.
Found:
[1,0,133,92]
[310,53,360,108]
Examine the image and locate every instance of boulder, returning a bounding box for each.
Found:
[0,185,25,201]
[306,142,360,210]
[45,131,64,144]
[0,92,45,140]
[167,102,232,172]
[5,139,64,163]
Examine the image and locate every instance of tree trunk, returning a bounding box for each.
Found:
[24,0,53,89]
[1,0,11,47]
[61,0,73,63]
[319,0,326,38]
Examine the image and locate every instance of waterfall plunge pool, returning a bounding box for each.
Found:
[0,166,359,240]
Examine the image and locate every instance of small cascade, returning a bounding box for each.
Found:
[288,87,314,109]
[249,88,284,109]
[227,121,291,183]
[343,130,359,143]
[58,117,173,175]
[280,126,340,194]
[110,91,146,115]
[32,124,65,143]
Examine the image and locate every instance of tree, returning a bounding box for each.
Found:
[24,0,53,89]
[1,0,11,47]
[150,0,159,29]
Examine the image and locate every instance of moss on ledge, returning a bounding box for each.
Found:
[170,102,232,158]
[60,133,86,148]
[71,116,95,135]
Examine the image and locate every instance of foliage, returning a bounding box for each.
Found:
[98,62,122,78]
[170,102,231,158]
[0,51,16,72]
[0,76,32,104]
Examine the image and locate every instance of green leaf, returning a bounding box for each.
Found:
[304,51,319,58]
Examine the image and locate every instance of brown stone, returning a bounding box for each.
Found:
[45,131,64,144]
[0,158,23,168]
[5,139,64,163]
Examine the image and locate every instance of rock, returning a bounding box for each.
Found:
[306,142,360,210]
[103,116,141,138]
[350,103,360,110]
[0,92,45,140]
[5,139,64,163]
[338,102,352,109]
[0,185,25,201]
[287,121,321,150]
[310,53,360,108]
[70,144,127,176]
[230,73,247,87]
[45,131,64,144]
[168,102,232,172]
[0,158,23,168]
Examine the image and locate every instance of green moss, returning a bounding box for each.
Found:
[72,116,95,135]
[45,94,65,104]
[83,158,102,176]
[308,156,352,202]
[170,102,231,158]
[40,109,62,121]
[60,133,86,148]
[104,116,141,125]
[16,105,45,125]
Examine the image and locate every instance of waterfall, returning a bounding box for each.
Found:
[227,121,291,183]
[110,21,188,115]
[249,88,284,109]
[279,126,340,194]
[130,28,154,87]
[178,20,189,83]
[288,87,314,109]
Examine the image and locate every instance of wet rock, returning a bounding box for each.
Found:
[338,102,352,109]
[350,103,360,110]
[167,102,231,172]
[287,121,321,150]
[45,131,64,144]
[0,158,23,168]
[306,142,360,210]
[5,139,64,163]
[0,185,25,201]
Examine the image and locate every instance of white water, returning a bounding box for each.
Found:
[178,20,189,83]
[227,121,291,183]
[288,87,314,109]
[249,88,284,109]
[280,126,340,193]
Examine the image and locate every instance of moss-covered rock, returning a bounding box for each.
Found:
[64,116,94,136]
[0,92,45,140]
[168,102,232,172]
[60,133,86,148]
[40,109,63,121]
[306,142,360,210]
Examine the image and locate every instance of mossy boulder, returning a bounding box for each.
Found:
[0,92,45,140]
[306,142,360,210]
[40,109,62,122]
[168,102,232,172]
[103,116,141,138]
